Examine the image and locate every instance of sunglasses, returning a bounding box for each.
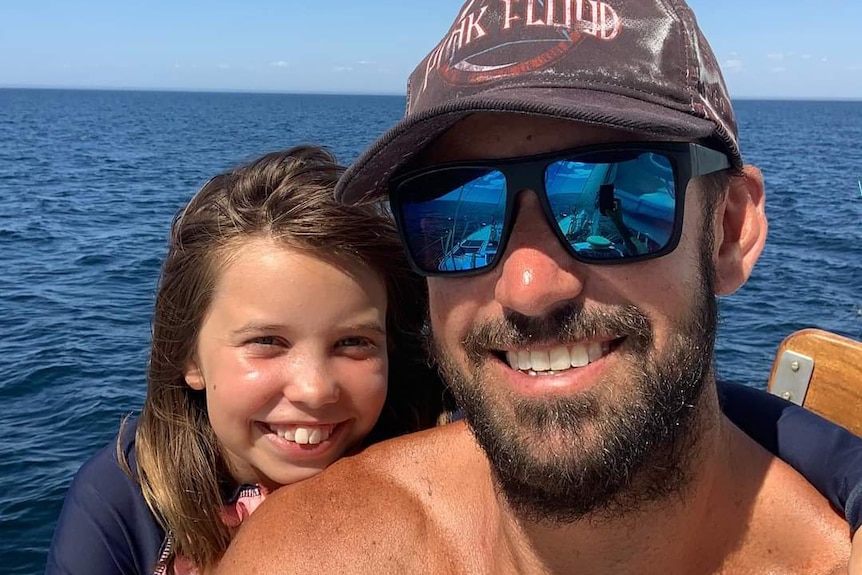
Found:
[389,142,730,277]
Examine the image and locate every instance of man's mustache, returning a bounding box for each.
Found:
[461,303,653,358]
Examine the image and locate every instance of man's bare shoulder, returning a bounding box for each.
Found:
[218,422,481,575]
[723,420,851,574]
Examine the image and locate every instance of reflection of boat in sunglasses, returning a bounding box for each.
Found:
[437,158,676,271]
[439,217,502,272]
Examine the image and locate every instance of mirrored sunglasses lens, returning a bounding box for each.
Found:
[398,168,507,273]
[544,153,676,261]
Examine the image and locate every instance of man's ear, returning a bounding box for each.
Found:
[713,165,768,296]
[184,360,206,391]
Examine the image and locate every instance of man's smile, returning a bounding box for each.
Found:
[501,341,615,376]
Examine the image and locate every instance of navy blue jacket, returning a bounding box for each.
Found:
[45,383,862,574]
[45,420,164,575]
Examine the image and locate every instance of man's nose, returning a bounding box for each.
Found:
[494,191,586,317]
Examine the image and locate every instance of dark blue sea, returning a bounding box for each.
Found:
[0,89,860,573]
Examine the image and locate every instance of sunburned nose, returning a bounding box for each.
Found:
[283,355,340,409]
[494,192,586,317]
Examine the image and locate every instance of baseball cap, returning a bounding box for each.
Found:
[336,0,740,204]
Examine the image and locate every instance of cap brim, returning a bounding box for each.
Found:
[335,86,724,205]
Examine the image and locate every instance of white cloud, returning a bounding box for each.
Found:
[333,66,354,72]
[767,52,784,60]
[724,59,743,72]
[802,54,812,60]
[771,67,786,73]
[357,60,375,66]
[270,61,290,68]
[821,56,829,62]
[217,63,231,70]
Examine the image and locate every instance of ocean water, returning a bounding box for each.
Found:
[0,89,860,573]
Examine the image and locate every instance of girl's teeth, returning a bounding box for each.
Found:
[308,428,322,444]
[271,424,333,445]
[294,427,310,444]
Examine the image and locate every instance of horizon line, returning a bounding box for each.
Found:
[0,84,405,98]
[2,84,862,103]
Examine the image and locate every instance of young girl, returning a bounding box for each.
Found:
[45,146,450,574]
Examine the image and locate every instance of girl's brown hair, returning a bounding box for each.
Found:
[127,146,449,570]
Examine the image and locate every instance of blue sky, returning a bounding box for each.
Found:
[1,0,860,99]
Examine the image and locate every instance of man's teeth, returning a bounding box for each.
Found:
[270,424,334,445]
[506,342,608,374]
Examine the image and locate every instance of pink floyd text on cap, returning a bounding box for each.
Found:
[336,0,740,205]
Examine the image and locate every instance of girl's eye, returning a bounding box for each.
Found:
[338,337,374,348]
[244,336,288,357]
[336,336,382,360]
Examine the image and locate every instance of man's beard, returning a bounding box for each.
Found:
[431,238,719,525]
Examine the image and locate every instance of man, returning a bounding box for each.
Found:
[220,1,856,572]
